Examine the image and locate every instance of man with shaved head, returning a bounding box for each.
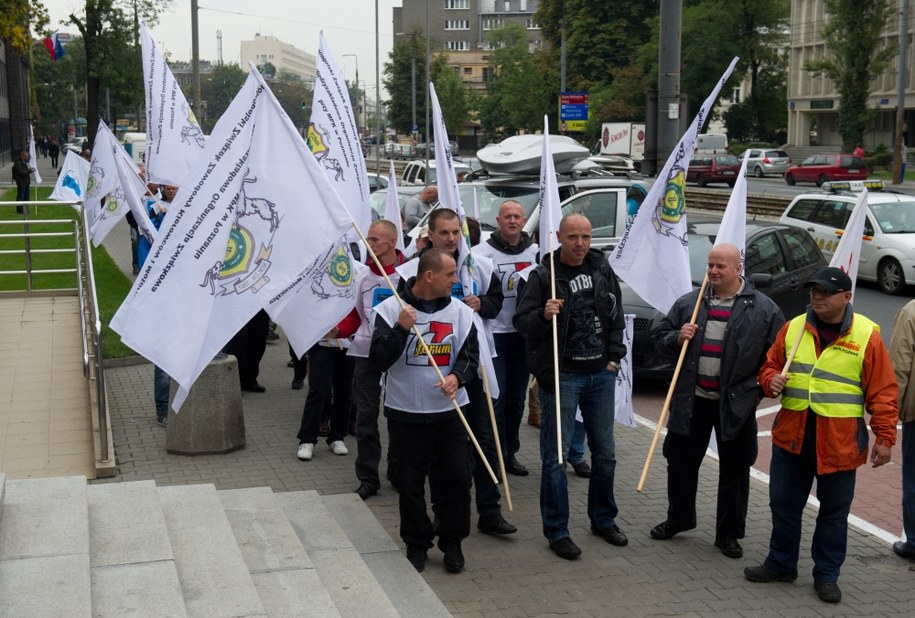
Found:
[649,243,784,560]
[514,212,628,560]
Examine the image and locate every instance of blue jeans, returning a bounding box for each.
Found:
[902,421,915,548]
[568,420,587,464]
[154,365,170,417]
[493,332,529,458]
[765,441,856,583]
[539,369,618,542]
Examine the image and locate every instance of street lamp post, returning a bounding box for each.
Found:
[342,54,361,132]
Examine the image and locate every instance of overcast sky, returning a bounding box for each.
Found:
[41,0,399,93]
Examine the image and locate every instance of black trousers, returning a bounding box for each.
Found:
[353,357,383,489]
[223,309,270,388]
[662,395,757,540]
[387,411,471,549]
[297,345,354,444]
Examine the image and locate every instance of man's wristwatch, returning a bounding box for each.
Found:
[607,361,620,372]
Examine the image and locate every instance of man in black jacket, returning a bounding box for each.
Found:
[371,249,479,574]
[513,213,628,560]
[649,243,784,559]
[12,150,34,214]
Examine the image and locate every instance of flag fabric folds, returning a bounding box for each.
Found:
[538,116,563,260]
[610,57,739,314]
[42,33,65,60]
[111,67,353,411]
[384,160,406,253]
[272,33,372,358]
[830,188,869,297]
[28,126,42,184]
[714,148,750,256]
[140,22,206,186]
[50,151,90,208]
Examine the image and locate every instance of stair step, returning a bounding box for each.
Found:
[0,475,91,617]
[88,480,186,617]
[158,484,265,618]
[219,487,339,618]
[322,493,451,618]
[276,491,399,618]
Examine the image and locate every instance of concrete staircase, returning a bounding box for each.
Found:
[0,473,450,617]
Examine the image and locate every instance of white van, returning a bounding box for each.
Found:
[694,133,728,155]
[122,132,147,166]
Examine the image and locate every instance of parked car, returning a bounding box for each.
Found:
[401,159,472,186]
[744,148,791,177]
[783,153,866,186]
[366,172,389,193]
[686,154,741,187]
[382,142,416,160]
[778,179,915,294]
[415,141,459,157]
[625,217,827,378]
[587,154,638,176]
[369,185,425,220]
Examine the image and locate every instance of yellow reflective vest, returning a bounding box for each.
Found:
[781,314,877,418]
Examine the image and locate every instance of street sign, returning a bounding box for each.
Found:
[560,92,588,133]
[412,123,418,132]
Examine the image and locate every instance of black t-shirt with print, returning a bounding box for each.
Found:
[555,259,607,373]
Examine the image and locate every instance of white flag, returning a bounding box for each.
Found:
[614,314,637,428]
[28,126,42,184]
[538,115,564,260]
[111,67,353,411]
[384,160,406,253]
[272,33,372,357]
[141,22,206,186]
[49,150,90,209]
[113,149,159,246]
[610,57,739,314]
[830,188,869,297]
[715,149,750,257]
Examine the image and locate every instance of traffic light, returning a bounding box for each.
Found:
[301,100,307,110]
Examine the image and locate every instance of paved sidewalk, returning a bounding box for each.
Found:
[96,343,915,617]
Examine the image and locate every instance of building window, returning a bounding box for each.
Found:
[444,19,470,30]
[483,18,505,30]
[731,86,740,103]
[444,0,469,8]
[527,18,539,30]
[482,67,491,82]
[504,1,511,11]
[463,66,472,74]
[445,41,471,51]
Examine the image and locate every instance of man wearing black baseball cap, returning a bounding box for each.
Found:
[746,266,898,604]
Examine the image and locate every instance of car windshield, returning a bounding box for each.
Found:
[870,200,915,234]
[716,155,739,165]
[461,184,541,231]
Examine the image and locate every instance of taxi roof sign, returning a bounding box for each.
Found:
[822,179,885,192]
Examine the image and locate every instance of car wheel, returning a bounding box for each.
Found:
[785,173,795,185]
[754,166,764,178]
[879,258,906,295]
[816,174,828,187]
[697,174,707,187]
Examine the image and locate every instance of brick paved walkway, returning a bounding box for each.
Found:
[96,341,915,617]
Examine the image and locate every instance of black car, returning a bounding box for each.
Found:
[624,216,827,379]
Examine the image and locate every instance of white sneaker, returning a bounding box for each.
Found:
[329,440,348,456]
[297,443,314,461]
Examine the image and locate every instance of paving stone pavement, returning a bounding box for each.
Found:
[96,337,915,617]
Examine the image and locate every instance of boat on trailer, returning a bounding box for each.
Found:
[477,134,590,175]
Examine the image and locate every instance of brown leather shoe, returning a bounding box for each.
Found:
[527,412,541,428]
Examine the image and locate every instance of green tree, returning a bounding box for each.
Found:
[382,28,447,136]
[31,36,86,136]
[1,0,48,54]
[803,0,895,151]
[257,61,276,78]
[433,62,473,139]
[197,63,246,128]
[66,0,170,147]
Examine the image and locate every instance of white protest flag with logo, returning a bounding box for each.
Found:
[614,314,637,428]
[140,21,205,186]
[539,116,564,260]
[28,126,42,184]
[610,57,739,314]
[714,149,750,255]
[50,150,90,209]
[271,33,372,357]
[113,149,158,246]
[384,160,406,252]
[830,187,869,297]
[111,67,353,411]
[86,122,150,245]
[430,81,499,399]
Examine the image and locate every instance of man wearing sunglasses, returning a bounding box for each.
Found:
[747,267,898,604]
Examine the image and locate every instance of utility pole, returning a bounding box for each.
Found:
[375,0,381,174]
[894,0,910,185]
[560,3,566,133]
[424,3,431,169]
[191,0,202,124]
[657,0,682,172]
[412,57,417,144]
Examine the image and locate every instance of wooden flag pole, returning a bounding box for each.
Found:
[548,234,564,464]
[636,275,708,493]
[349,221,499,485]
[780,323,806,376]
[481,367,512,511]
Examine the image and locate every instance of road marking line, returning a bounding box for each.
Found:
[756,405,781,418]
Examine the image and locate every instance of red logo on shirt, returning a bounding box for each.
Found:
[411,321,454,366]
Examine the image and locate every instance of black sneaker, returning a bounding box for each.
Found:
[715,538,743,559]
[814,581,841,604]
[440,543,465,573]
[591,524,628,546]
[570,461,591,478]
[744,565,798,583]
[477,514,517,535]
[549,537,582,560]
[156,415,168,427]
[406,545,427,572]
[649,520,696,540]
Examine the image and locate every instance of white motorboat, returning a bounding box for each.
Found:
[476,134,590,175]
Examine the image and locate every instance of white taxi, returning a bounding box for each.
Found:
[779,180,915,294]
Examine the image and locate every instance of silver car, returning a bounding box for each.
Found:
[744,148,791,178]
